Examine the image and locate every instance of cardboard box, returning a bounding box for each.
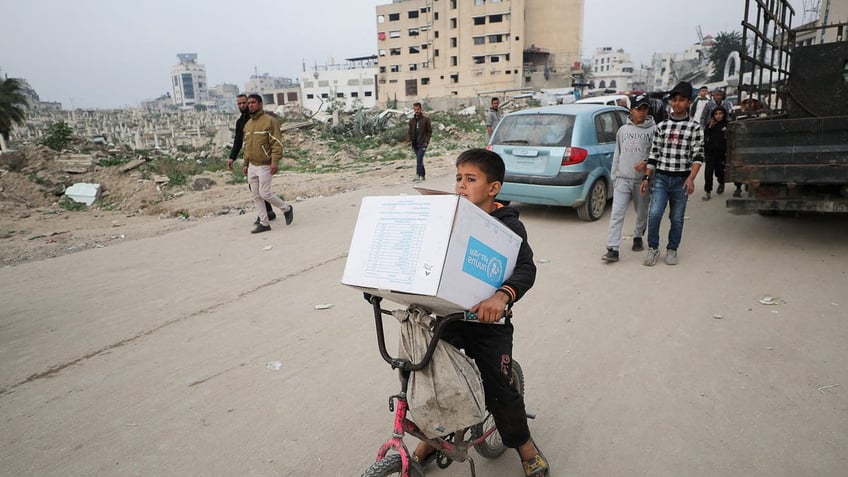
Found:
[341,194,522,315]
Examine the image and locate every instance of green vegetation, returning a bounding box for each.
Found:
[708,31,744,82]
[0,69,29,146]
[40,121,74,151]
[58,197,87,211]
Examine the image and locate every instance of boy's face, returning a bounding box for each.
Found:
[455,163,500,209]
[670,95,691,116]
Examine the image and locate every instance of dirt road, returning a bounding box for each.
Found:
[1,172,846,476]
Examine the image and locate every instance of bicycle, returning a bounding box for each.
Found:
[361,295,531,477]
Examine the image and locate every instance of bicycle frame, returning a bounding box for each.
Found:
[368,296,499,476]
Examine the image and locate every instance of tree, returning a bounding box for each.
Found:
[41,121,73,151]
[0,69,30,151]
[708,31,744,82]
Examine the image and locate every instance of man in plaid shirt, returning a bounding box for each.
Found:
[639,81,704,266]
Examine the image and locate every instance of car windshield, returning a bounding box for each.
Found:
[492,113,575,148]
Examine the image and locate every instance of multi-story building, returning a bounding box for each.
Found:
[299,55,379,119]
[374,0,583,108]
[589,47,636,92]
[171,53,208,107]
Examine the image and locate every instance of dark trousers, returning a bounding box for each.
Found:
[413,145,427,178]
[703,152,726,193]
[440,320,530,449]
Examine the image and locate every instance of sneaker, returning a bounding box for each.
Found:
[254,217,261,226]
[733,187,743,198]
[632,237,644,252]
[665,249,679,265]
[251,224,271,234]
[601,248,619,262]
[643,248,660,266]
[284,206,294,225]
[717,183,725,194]
[522,449,550,477]
[702,192,711,201]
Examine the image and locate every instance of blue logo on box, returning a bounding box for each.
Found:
[462,236,507,287]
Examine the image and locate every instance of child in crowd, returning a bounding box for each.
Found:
[413,148,549,477]
[702,106,729,201]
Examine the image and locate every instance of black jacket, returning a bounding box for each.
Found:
[491,205,536,303]
[228,113,250,160]
[704,119,728,158]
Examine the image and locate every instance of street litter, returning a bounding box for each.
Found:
[263,245,272,251]
[266,361,282,371]
[536,258,550,264]
[817,384,839,394]
[713,314,723,319]
[314,304,334,310]
[759,295,785,305]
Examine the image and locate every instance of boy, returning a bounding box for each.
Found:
[640,81,704,266]
[602,93,657,262]
[413,148,549,476]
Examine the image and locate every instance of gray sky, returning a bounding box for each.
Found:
[2,0,808,109]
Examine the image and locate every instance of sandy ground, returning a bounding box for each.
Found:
[0,166,846,477]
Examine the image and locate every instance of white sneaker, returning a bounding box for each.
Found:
[665,249,679,265]
[643,248,660,266]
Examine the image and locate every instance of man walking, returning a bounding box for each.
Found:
[227,94,275,223]
[640,81,704,266]
[407,102,432,182]
[602,93,657,262]
[241,94,294,234]
[485,97,503,139]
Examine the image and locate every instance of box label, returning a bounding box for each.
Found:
[462,236,508,287]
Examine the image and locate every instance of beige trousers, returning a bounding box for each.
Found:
[247,164,290,226]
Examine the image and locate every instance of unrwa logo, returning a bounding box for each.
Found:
[462,236,508,287]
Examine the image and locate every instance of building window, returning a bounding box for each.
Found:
[473,56,485,64]
[409,28,419,36]
[450,74,459,83]
[408,10,418,19]
[450,18,457,28]
[337,92,345,98]
[490,55,500,63]
[473,16,485,25]
[390,65,401,72]
[488,34,504,43]
[389,30,401,38]
[307,93,315,99]
[489,14,503,23]
[450,37,457,47]
[610,80,617,88]
[379,66,386,73]
[473,36,485,45]
[434,12,439,20]
[434,30,439,38]
[450,0,457,9]
[379,49,386,56]
[389,13,399,21]
[321,93,329,98]
[451,56,458,66]
[405,79,418,96]
[365,91,373,96]
[378,15,385,23]
[390,48,401,55]
[409,46,420,54]
[475,0,485,5]
[421,43,429,50]
[409,64,418,71]
[435,49,439,57]
[422,77,430,85]
[351,92,359,97]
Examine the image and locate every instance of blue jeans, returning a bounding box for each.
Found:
[413,145,427,178]
[647,173,689,251]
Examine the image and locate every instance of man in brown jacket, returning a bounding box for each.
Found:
[407,102,432,182]
[241,94,294,233]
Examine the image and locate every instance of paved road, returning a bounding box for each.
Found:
[1,175,846,476]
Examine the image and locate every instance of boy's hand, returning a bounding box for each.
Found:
[469,293,510,323]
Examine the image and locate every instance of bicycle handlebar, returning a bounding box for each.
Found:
[370,296,465,372]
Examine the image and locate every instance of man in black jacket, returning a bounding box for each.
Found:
[227,94,275,222]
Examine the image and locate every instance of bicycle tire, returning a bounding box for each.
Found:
[471,359,525,459]
[361,454,425,477]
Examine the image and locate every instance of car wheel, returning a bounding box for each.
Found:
[576,179,607,221]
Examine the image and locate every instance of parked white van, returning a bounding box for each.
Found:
[575,94,630,109]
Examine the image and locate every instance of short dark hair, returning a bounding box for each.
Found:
[492,97,500,103]
[237,93,248,99]
[413,102,422,108]
[455,148,505,183]
[247,93,263,103]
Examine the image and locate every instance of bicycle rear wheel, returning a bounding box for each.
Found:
[471,359,525,459]
[361,454,425,477]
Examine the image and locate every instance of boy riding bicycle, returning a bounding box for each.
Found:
[413,148,549,477]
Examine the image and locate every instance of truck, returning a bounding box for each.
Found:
[725,0,848,214]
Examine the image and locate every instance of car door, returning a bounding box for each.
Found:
[592,111,619,176]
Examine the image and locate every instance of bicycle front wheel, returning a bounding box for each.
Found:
[361,454,425,477]
[471,359,525,459]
